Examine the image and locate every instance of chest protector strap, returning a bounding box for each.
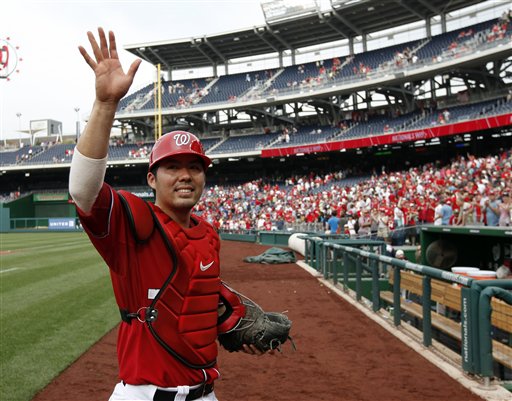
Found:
[117,190,217,370]
[118,190,154,243]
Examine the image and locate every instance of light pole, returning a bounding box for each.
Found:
[74,107,80,141]
[16,112,22,147]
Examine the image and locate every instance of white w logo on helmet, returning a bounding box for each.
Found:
[174,132,191,147]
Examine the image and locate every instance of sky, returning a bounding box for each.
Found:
[0,0,269,140]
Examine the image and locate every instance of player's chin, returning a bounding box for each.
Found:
[174,190,196,200]
[172,196,200,210]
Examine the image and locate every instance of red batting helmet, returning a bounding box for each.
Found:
[149,131,212,170]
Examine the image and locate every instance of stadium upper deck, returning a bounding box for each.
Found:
[123,0,486,70]
[112,0,511,142]
[116,16,511,113]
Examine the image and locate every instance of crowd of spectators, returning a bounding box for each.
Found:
[3,146,511,245]
[128,145,150,158]
[434,11,510,64]
[279,13,511,96]
[195,149,512,247]
[16,148,36,163]
[0,191,21,203]
[50,147,74,164]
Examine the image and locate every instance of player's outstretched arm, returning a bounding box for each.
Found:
[76,27,141,159]
[69,28,141,212]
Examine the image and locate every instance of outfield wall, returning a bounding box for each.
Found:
[3,192,76,221]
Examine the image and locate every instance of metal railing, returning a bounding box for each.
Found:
[302,234,512,383]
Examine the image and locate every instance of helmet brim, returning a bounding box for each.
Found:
[149,151,212,171]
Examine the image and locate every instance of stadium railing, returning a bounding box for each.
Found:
[301,234,512,385]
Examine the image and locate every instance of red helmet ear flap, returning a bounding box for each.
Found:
[149,131,212,170]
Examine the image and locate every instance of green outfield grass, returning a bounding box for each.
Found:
[0,232,119,401]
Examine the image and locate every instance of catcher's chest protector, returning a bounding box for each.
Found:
[119,191,221,368]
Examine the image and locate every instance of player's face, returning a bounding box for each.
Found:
[147,154,206,212]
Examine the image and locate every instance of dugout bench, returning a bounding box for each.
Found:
[381,270,512,371]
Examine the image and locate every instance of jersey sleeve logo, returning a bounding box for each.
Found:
[200,261,214,271]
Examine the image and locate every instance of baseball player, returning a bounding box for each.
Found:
[69,28,268,401]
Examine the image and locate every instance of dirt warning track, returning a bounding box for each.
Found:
[32,241,486,401]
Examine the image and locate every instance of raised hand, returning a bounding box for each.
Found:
[78,27,141,105]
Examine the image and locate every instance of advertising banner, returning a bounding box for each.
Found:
[48,218,76,230]
[261,113,512,158]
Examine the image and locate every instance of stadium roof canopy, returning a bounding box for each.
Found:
[124,0,486,71]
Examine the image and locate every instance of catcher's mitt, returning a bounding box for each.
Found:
[218,295,294,353]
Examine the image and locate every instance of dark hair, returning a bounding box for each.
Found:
[149,165,158,197]
[149,165,158,177]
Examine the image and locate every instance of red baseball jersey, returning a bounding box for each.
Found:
[77,183,221,387]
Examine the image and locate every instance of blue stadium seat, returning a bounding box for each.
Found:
[23,144,75,165]
[0,146,42,166]
[209,132,280,154]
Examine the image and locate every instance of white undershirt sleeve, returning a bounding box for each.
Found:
[68,147,108,213]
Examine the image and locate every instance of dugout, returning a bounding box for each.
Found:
[3,192,76,230]
[5,192,75,218]
[419,225,512,271]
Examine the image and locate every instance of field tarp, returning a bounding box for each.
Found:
[243,247,296,264]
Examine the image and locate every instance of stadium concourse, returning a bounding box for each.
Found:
[31,241,494,401]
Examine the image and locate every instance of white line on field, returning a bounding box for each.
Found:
[0,268,19,274]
